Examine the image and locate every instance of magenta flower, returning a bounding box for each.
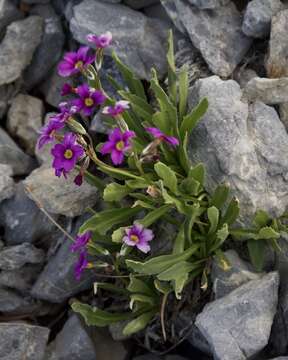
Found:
[145,127,179,148]
[73,84,106,116]
[87,31,112,48]
[123,224,154,253]
[100,128,135,165]
[74,250,88,281]
[58,46,95,77]
[51,133,84,178]
[102,100,130,117]
[61,83,73,96]
[37,119,65,150]
[71,231,92,253]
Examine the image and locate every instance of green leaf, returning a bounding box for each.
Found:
[154,162,178,193]
[118,91,154,120]
[178,65,189,121]
[138,205,171,228]
[161,185,191,215]
[173,224,185,254]
[248,240,266,272]
[179,98,208,140]
[209,183,230,210]
[188,163,205,187]
[123,310,156,336]
[94,282,129,296]
[112,51,146,100]
[207,206,219,234]
[111,227,126,243]
[220,197,240,226]
[80,207,141,235]
[128,277,155,297]
[72,302,130,327]
[154,279,172,294]
[103,183,131,202]
[80,168,105,192]
[214,250,231,271]
[179,177,200,196]
[167,29,177,105]
[151,111,169,134]
[126,244,199,275]
[130,294,156,307]
[178,132,191,174]
[257,226,280,240]
[209,224,229,253]
[253,210,270,229]
[126,179,150,189]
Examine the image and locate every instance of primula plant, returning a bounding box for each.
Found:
[37,30,288,344]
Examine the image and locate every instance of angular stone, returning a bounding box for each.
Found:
[0,265,42,292]
[195,272,279,360]
[211,250,261,299]
[266,10,288,78]
[123,0,159,9]
[188,76,288,224]
[69,0,169,79]
[0,127,35,175]
[242,0,283,39]
[161,0,252,77]
[0,182,57,245]
[7,94,44,154]
[187,0,230,9]
[23,4,65,89]
[24,166,99,217]
[0,323,49,360]
[244,77,288,104]
[0,16,43,86]
[0,243,45,270]
[234,67,258,89]
[0,0,23,34]
[47,315,97,360]
[0,164,14,203]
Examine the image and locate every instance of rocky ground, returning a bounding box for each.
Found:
[1,0,288,359]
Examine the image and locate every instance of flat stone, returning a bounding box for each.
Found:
[187,0,230,9]
[0,323,49,360]
[0,0,23,34]
[123,0,159,9]
[23,4,65,89]
[0,243,45,270]
[211,250,261,299]
[0,16,43,86]
[195,272,279,360]
[24,166,99,217]
[244,77,288,104]
[0,182,57,245]
[69,0,169,79]
[188,76,288,224]
[266,9,288,78]
[242,0,284,39]
[161,0,252,77]
[7,94,44,154]
[0,164,14,203]
[47,315,97,360]
[0,127,35,175]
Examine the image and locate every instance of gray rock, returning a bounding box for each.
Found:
[90,328,127,360]
[123,0,159,9]
[23,0,50,3]
[269,358,288,360]
[7,94,44,154]
[69,0,169,79]
[187,0,230,9]
[134,356,161,360]
[266,9,288,78]
[0,127,35,175]
[24,166,99,217]
[161,0,252,77]
[0,182,57,245]
[31,238,97,303]
[188,76,288,224]
[234,67,258,89]
[109,321,130,341]
[23,4,65,89]
[0,16,43,86]
[47,315,97,360]
[242,0,283,39]
[0,243,45,270]
[0,0,23,34]
[244,77,288,104]
[279,102,288,130]
[0,323,49,360]
[143,3,173,24]
[0,265,42,292]
[0,84,18,119]
[0,164,14,203]
[195,272,279,360]
[212,250,261,299]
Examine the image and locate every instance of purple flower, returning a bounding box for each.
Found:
[58,47,95,77]
[51,133,84,178]
[74,250,88,281]
[74,173,83,186]
[145,127,179,148]
[123,224,154,253]
[71,231,92,253]
[61,83,73,96]
[100,128,135,165]
[87,31,112,48]
[37,119,64,149]
[73,84,106,116]
[102,100,130,117]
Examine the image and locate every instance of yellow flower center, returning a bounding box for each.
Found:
[116,141,125,151]
[130,234,139,243]
[75,60,84,69]
[64,149,73,159]
[84,97,94,107]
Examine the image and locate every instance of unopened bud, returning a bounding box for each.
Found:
[67,118,87,135]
